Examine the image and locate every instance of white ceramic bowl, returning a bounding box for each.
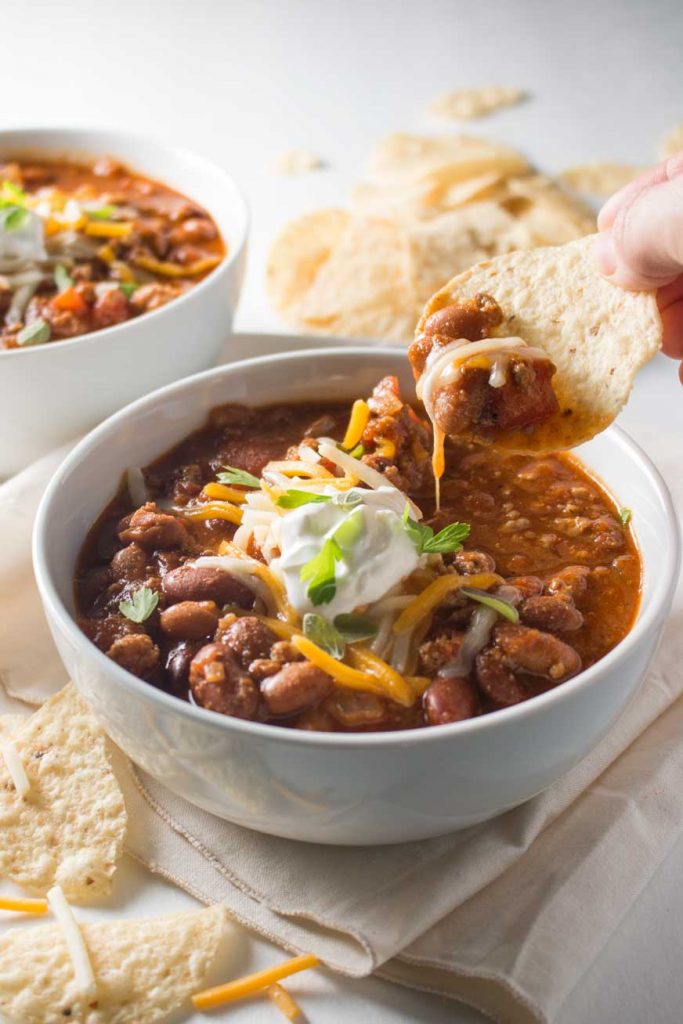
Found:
[33,347,680,845]
[0,128,248,477]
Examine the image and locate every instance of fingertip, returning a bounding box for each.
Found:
[593,230,617,276]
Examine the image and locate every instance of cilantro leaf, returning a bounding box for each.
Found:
[54,264,73,292]
[619,507,632,527]
[332,506,364,549]
[87,203,118,220]
[300,537,342,606]
[402,504,470,555]
[1,180,26,204]
[303,613,345,659]
[348,443,365,459]
[276,490,332,509]
[333,613,378,644]
[119,281,138,298]
[460,587,519,623]
[17,318,50,347]
[119,586,159,623]
[216,465,260,489]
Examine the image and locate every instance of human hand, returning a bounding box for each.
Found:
[595,153,683,383]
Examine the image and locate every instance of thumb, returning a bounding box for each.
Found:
[595,155,683,290]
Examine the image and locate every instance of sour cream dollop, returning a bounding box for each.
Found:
[0,207,46,273]
[274,486,422,619]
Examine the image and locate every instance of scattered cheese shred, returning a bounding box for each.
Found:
[192,953,319,1010]
[179,501,244,524]
[393,572,502,635]
[0,895,48,915]
[268,983,302,1020]
[0,740,30,797]
[342,399,370,449]
[374,436,396,459]
[84,220,134,238]
[346,645,413,706]
[292,636,409,704]
[133,254,221,278]
[265,460,334,479]
[47,886,97,1000]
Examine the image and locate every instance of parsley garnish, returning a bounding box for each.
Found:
[216,466,260,489]
[119,282,138,299]
[276,490,332,509]
[402,505,470,555]
[303,611,378,659]
[17,318,50,347]
[54,264,73,292]
[619,507,632,527]
[460,586,519,623]
[300,537,342,606]
[119,586,159,623]
[2,205,28,231]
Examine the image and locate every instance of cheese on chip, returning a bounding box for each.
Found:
[0,684,126,900]
[0,905,227,1024]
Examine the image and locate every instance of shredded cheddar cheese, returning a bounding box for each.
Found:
[342,399,370,449]
[202,482,249,503]
[393,572,502,635]
[374,436,396,459]
[192,953,319,1010]
[0,895,48,915]
[265,460,334,479]
[84,220,134,238]
[133,254,221,278]
[346,645,413,706]
[179,501,244,524]
[268,983,302,1020]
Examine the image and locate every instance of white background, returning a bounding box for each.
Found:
[2,1,683,1021]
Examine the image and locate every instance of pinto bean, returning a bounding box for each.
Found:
[408,294,504,375]
[475,648,529,706]
[477,623,581,706]
[169,217,217,246]
[261,662,333,717]
[325,690,387,728]
[423,676,479,725]
[159,600,219,640]
[418,631,465,675]
[189,642,258,719]
[161,565,254,608]
[107,633,160,677]
[221,616,277,668]
[119,503,187,550]
[506,575,544,600]
[111,543,149,582]
[520,595,583,633]
[545,565,590,601]
[292,706,337,731]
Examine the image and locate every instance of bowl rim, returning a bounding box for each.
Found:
[33,343,681,749]
[0,126,249,360]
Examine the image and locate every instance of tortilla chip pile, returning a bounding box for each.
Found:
[0,684,126,900]
[267,133,596,343]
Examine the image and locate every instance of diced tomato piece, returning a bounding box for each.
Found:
[51,287,88,315]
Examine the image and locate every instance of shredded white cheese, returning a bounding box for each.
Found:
[47,885,97,1000]
[0,739,30,797]
[317,442,422,520]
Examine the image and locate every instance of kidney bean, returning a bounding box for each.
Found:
[189,642,258,719]
[545,565,590,601]
[119,503,187,550]
[107,633,160,677]
[261,662,333,717]
[325,690,387,728]
[423,676,479,725]
[111,543,149,582]
[160,600,219,640]
[221,616,278,668]
[520,595,583,633]
[165,641,200,695]
[161,565,254,608]
[476,623,581,706]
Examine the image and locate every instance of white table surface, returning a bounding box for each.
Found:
[3,0,683,1020]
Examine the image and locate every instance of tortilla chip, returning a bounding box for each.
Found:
[295,216,418,341]
[273,149,323,175]
[0,904,227,1024]
[428,86,525,121]
[416,234,662,451]
[0,684,126,901]
[368,133,530,187]
[0,715,23,741]
[659,122,683,160]
[560,163,644,196]
[266,209,351,323]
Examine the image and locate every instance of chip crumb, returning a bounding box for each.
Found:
[274,149,324,175]
[659,122,683,160]
[428,86,525,121]
[560,163,643,196]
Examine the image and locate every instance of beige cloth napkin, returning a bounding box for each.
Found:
[1,436,682,1024]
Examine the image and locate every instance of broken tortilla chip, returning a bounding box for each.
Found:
[416,234,662,451]
[368,133,530,187]
[560,163,644,196]
[0,684,126,901]
[428,86,525,121]
[0,904,227,1024]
